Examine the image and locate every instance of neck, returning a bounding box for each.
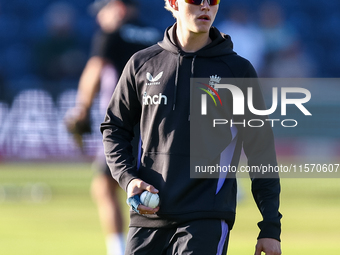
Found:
[175,24,211,53]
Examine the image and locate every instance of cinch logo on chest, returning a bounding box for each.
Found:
[143,92,167,105]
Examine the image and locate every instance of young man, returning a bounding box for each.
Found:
[64,1,160,255]
[101,0,282,254]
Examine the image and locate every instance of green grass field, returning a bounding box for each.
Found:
[0,162,339,255]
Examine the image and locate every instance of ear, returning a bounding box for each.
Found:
[169,0,178,11]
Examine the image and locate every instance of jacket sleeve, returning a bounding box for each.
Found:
[240,64,282,241]
[100,57,142,192]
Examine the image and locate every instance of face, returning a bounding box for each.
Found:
[97,1,126,32]
[175,0,219,35]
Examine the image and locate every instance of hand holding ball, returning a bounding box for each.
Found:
[140,191,160,208]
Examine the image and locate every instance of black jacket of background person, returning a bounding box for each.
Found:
[101,24,282,241]
[91,20,161,75]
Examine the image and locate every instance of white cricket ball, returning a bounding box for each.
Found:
[140,191,160,208]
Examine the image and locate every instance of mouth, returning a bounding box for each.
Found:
[197,15,211,21]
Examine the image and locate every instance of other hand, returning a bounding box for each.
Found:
[254,238,281,255]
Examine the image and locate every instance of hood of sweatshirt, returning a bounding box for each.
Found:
[158,23,235,57]
[157,24,236,111]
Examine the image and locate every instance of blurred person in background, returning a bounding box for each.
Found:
[34,2,86,82]
[64,1,161,255]
[257,1,315,77]
[217,3,265,72]
[264,41,317,77]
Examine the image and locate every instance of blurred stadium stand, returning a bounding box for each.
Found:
[0,0,339,160]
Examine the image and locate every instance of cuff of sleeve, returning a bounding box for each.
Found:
[119,170,139,192]
[257,219,282,242]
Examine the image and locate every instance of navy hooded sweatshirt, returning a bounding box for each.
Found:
[101,24,282,241]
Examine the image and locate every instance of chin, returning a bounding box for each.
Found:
[195,26,211,34]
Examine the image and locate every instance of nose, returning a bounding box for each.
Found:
[201,0,210,10]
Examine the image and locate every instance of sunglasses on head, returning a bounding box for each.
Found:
[184,0,220,6]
